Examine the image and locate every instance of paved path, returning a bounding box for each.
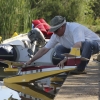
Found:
[54,54,100,100]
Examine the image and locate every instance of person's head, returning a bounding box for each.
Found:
[49,16,66,36]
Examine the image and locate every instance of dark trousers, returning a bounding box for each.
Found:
[54,40,99,71]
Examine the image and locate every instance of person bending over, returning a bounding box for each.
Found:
[26,15,100,74]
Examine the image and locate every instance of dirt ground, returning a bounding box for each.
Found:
[54,54,100,100]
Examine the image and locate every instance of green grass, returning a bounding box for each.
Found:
[87,25,100,34]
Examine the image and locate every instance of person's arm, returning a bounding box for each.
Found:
[58,26,85,68]
[26,47,50,65]
[73,41,82,48]
[57,41,82,68]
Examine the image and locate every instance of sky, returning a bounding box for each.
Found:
[0,81,21,100]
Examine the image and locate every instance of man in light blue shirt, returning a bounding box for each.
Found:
[26,15,100,74]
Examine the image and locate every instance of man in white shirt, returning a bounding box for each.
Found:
[26,15,100,74]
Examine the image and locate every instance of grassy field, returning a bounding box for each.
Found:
[84,25,100,35]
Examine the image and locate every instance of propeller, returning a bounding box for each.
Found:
[61,53,89,61]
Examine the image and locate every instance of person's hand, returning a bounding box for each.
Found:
[57,58,67,68]
[24,60,32,67]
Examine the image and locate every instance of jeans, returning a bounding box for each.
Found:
[54,40,99,71]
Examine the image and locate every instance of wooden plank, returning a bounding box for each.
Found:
[54,55,99,100]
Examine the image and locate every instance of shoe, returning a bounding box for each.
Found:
[69,69,87,75]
